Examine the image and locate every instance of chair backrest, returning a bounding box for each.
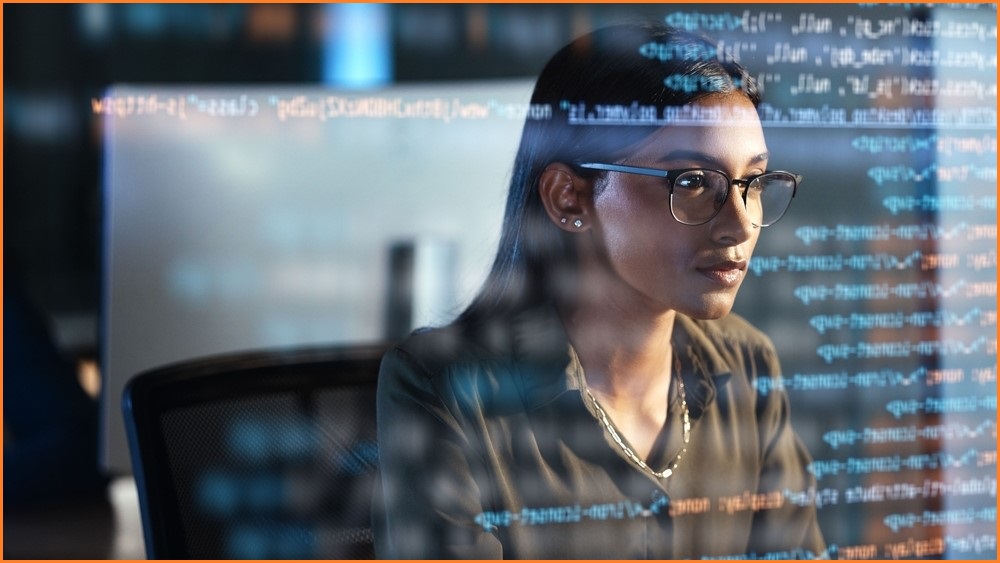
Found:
[122,343,388,559]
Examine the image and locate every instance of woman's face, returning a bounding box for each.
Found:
[584,93,768,320]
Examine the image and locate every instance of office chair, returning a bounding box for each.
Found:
[122,343,388,559]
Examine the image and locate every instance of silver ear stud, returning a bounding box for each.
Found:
[560,217,568,224]
[573,219,583,228]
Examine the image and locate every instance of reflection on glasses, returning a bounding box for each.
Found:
[576,162,801,227]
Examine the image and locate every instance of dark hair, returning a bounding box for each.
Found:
[456,22,760,332]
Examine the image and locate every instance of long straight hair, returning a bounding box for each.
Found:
[456,23,761,334]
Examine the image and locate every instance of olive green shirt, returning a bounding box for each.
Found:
[374,307,826,559]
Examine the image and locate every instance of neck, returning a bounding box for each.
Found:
[561,298,677,408]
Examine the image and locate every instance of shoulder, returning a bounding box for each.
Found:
[379,321,522,411]
[386,305,570,380]
[380,310,571,414]
[384,323,501,383]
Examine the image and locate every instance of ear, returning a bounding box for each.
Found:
[538,163,592,232]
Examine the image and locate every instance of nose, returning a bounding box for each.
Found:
[710,182,757,244]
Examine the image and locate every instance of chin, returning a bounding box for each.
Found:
[682,295,735,320]
[690,309,731,321]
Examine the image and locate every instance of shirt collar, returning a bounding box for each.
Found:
[512,305,732,419]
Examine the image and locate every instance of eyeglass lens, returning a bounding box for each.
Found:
[670,170,795,227]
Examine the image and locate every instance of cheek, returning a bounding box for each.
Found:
[597,201,689,277]
[596,192,663,259]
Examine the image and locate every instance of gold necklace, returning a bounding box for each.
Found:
[585,374,690,480]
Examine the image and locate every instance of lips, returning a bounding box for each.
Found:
[696,259,747,287]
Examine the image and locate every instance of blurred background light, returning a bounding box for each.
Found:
[322,3,391,88]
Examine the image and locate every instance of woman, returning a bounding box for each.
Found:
[374,23,825,559]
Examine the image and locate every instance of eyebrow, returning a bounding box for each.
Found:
[659,149,770,168]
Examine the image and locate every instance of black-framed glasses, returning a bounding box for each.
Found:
[577,162,801,227]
